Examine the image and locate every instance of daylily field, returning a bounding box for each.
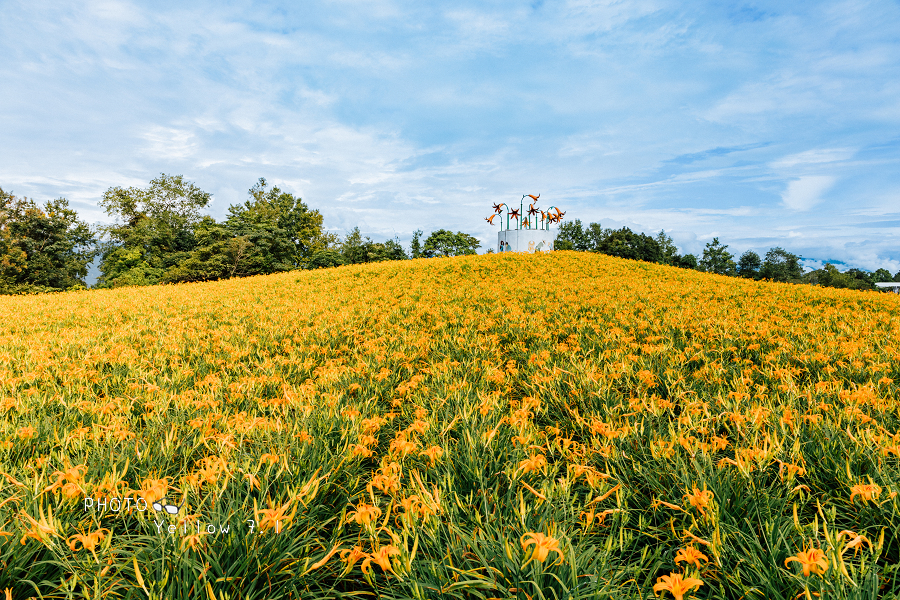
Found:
[0,251,898,599]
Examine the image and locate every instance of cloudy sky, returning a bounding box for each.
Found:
[2,0,899,272]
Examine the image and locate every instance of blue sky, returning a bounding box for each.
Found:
[2,0,899,272]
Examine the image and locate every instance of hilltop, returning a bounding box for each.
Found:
[1,251,898,599]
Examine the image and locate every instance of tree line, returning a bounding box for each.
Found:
[555,219,900,290]
[0,175,481,294]
[2,175,898,294]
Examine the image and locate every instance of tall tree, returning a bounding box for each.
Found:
[759,247,802,282]
[655,230,678,265]
[410,229,423,259]
[241,178,335,266]
[340,227,366,265]
[673,253,699,269]
[737,250,762,279]
[699,238,735,275]
[98,174,211,287]
[596,227,661,263]
[0,189,97,293]
[555,219,590,251]
[805,263,869,290]
[422,230,480,257]
[160,217,252,283]
[585,222,605,252]
[873,268,893,283]
[340,228,409,264]
[307,249,345,269]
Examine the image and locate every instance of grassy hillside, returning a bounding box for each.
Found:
[1,251,898,599]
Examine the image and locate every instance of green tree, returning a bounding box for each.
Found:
[145,178,335,284]
[873,268,893,283]
[160,217,254,283]
[808,263,861,289]
[759,247,802,282]
[699,238,736,275]
[655,230,678,265]
[307,249,345,269]
[98,174,212,287]
[555,219,590,252]
[596,227,661,263]
[674,253,699,269]
[341,227,366,265]
[0,188,27,290]
[410,230,423,259]
[737,250,762,279]
[585,222,605,252]
[0,189,97,293]
[381,238,409,261]
[243,179,335,266]
[422,230,480,257]
[222,197,294,275]
[340,228,409,264]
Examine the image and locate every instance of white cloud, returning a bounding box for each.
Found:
[770,147,855,168]
[141,126,199,161]
[2,0,900,272]
[781,175,836,211]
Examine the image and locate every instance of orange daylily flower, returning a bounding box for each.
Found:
[521,531,562,565]
[784,548,828,577]
[369,463,402,495]
[243,472,261,491]
[653,572,703,600]
[674,545,709,567]
[351,444,373,458]
[67,528,109,552]
[340,546,369,573]
[849,483,881,504]
[837,530,873,556]
[19,506,59,546]
[517,454,547,476]
[683,487,714,515]
[347,502,381,527]
[389,436,418,457]
[254,497,297,532]
[180,532,204,551]
[259,453,281,466]
[419,445,444,466]
[136,478,168,505]
[362,545,401,574]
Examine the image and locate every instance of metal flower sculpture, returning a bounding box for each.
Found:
[484,195,563,231]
